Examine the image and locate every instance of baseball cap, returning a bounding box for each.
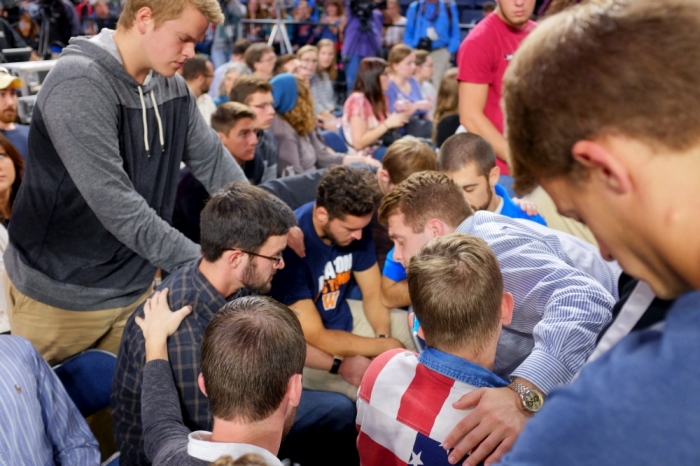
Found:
[0,68,22,90]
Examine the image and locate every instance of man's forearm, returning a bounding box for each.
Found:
[460,111,508,163]
[305,343,334,370]
[362,294,391,336]
[380,277,411,308]
[145,337,170,362]
[308,328,394,357]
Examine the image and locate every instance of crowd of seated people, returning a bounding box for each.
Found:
[3,0,700,466]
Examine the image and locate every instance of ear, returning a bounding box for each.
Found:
[315,206,330,226]
[287,373,303,408]
[377,168,391,189]
[571,140,632,195]
[488,165,500,188]
[424,218,446,238]
[216,131,227,143]
[225,248,245,268]
[500,292,514,325]
[134,6,153,34]
[198,373,208,397]
[408,313,425,340]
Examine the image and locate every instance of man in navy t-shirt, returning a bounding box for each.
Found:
[271,167,414,400]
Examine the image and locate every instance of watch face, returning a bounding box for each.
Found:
[523,390,543,413]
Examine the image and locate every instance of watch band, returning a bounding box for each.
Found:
[377,334,390,338]
[508,379,545,414]
[329,357,343,374]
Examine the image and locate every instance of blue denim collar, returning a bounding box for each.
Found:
[418,347,508,388]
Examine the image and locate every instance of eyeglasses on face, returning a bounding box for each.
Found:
[225,248,283,266]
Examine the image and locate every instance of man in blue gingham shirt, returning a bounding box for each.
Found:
[377,171,618,464]
[0,336,100,465]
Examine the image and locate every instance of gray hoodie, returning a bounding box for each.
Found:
[5,30,248,311]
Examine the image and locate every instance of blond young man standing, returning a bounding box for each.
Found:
[4,0,248,364]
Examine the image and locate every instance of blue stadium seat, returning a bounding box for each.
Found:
[322,130,349,153]
[53,349,117,418]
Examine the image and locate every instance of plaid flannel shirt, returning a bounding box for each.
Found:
[111,259,247,465]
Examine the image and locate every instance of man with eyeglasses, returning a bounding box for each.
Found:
[113,182,361,466]
[271,166,415,401]
[183,56,217,126]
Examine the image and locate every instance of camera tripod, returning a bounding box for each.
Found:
[267,0,293,55]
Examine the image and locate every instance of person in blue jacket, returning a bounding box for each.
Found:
[402,0,460,87]
[438,132,547,225]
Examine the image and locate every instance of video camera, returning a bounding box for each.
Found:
[349,0,387,31]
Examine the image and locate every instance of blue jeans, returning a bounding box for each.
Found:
[280,389,359,465]
[344,55,363,93]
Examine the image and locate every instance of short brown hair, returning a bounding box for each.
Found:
[200,183,296,262]
[181,55,210,82]
[118,0,224,30]
[378,171,473,231]
[210,102,256,135]
[279,77,316,137]
[229,75,273,106]
[438,133,496,176]
[244,43,274,71]
[273,54,296,76]
[388,44,413,71]
[232,38,251,56]
[201,296,306,422]
[504,0,700,194]
[317,166,382,220]
[408,233,503,353]
[382,137,437,185]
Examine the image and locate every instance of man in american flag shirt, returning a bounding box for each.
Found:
[357,233,515,465]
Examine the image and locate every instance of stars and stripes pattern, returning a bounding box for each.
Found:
[357,349,475,466]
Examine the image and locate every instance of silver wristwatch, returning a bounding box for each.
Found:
[508,379,544,414]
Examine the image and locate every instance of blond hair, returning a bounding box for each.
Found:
[212,453,270,465]
[316,39,337,81]
[504,0,700,194]
[408,233,503,353]
[387,44,413,73]
[118,0,224,30]
[296,45,318,60]
[280,77,316,137]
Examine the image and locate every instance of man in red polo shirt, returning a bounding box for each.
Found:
[457,0,536,178]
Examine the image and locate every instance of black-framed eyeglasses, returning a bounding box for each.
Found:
[226,249,283,266]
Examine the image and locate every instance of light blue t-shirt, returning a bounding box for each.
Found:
[385,77,427,118]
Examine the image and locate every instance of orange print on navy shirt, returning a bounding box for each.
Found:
[317,253,353,311]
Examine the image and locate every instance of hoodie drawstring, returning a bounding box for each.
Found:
[137,86,165,157]
[151,90,165,153]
